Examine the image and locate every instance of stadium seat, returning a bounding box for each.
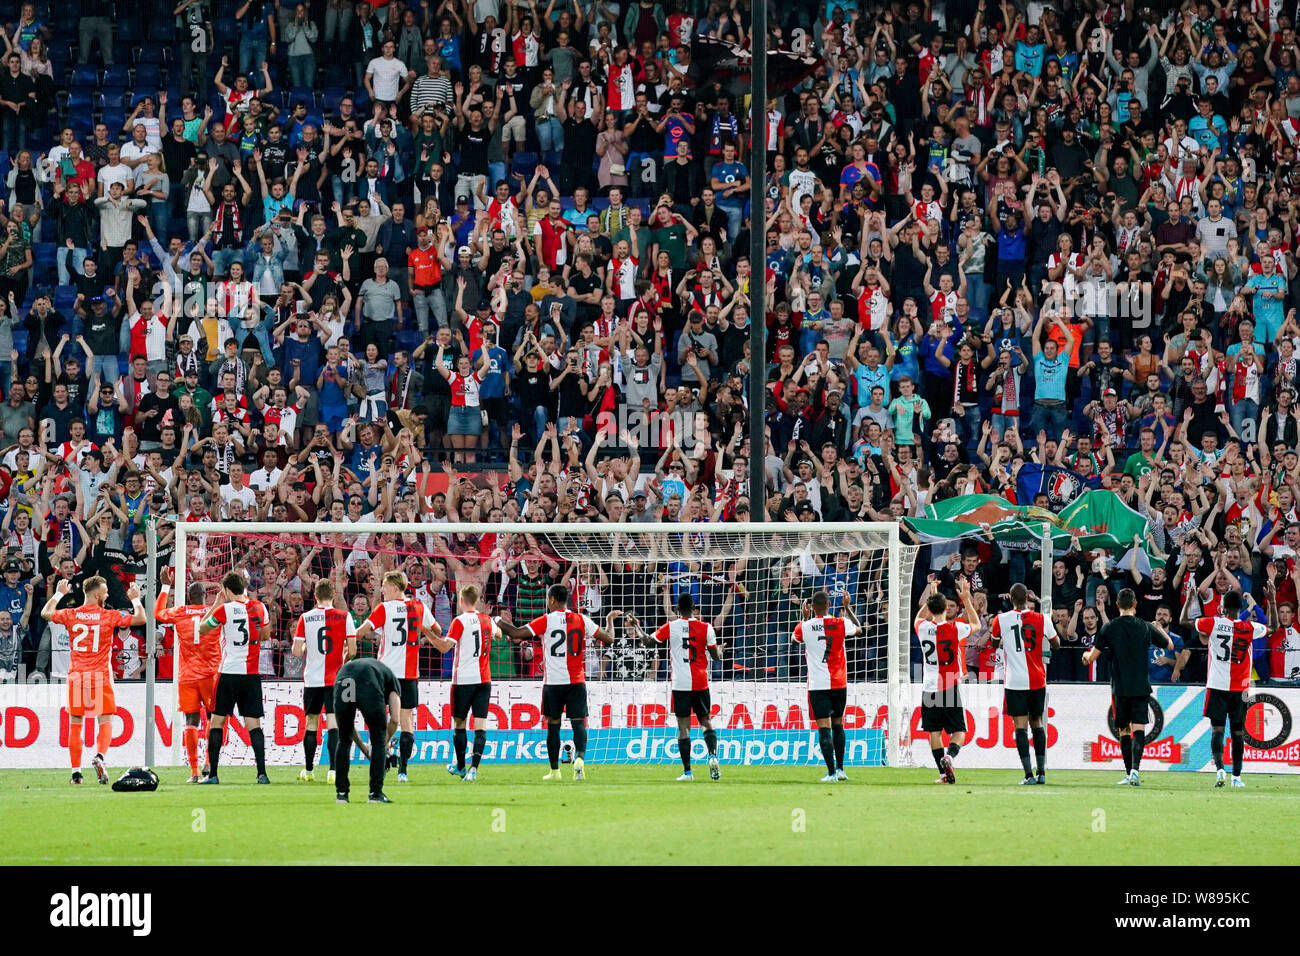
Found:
[133,63,163,90]
[70,64,99,89]
[213,18,238,49]
[148,20,173,44]
[512,151,538,182]
[32,243,57,284]
[320,87,347,112]
[288,87,315,109]
[101,107,126,132]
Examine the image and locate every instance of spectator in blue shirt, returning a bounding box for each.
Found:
[1148,606,1185,682]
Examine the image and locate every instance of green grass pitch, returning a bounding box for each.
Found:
[2,765,1296,865]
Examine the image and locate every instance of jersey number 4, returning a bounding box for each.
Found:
[549,627,583,658]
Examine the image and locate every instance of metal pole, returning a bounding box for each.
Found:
[1040,524,1052,617]
[144,518,157,767]
[748,0,768,518]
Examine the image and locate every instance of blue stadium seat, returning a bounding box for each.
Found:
[288,87,315,109]
[32,243,57,283]
[321,87,347,113]
[100,108,126,132]
[147,18,173,43]
[512,151,538,182]
[70,64,98,88]
[213,18,238,48]
[102,63,131,88]
[133,63,163,90]
[65,90,97,119]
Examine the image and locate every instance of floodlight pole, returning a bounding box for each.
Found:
[748,0,768,518]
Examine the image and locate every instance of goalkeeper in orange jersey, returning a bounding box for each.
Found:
[42,576,146,785]
[156,572,221,783]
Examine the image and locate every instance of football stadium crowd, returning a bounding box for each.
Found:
[0,0,1297,690]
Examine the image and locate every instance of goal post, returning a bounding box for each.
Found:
[169,521,920,769]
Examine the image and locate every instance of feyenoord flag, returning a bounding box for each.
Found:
[688,36,823,92]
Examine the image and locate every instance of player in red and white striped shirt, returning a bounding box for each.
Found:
[792,590,861,782]
[355,570,443,781]
[496,583,617,781]
[444,584,499,782]
[643,593,722,782]
[198,571,270,785]
[290,577,358,783]
[989,583,1060,784]
[1184,589,1267,788]
[914,577,977,784]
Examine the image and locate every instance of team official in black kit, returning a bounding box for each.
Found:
[332,657,401,804]
[1083,588,1175,788]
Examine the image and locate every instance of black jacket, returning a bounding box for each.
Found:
[51,198,96,248]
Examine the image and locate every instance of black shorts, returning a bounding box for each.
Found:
[541,683,588,720]
[1204,688,1249,727]
[808,688,847,721]
[671,689,712,722]
[303,685,335,716]
[213,674,264,719]
[1005,687,1046,719]
[920,689,965,734]
[1112,694,1150,728]
[427,394,451,426]
[397,677,419,710]
[452,682,491,720]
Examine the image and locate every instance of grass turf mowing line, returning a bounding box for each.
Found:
[1,767,1296,865]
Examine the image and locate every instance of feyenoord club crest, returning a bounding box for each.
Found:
[1046,471,1082,509]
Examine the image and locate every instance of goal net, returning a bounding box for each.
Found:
[171,521,919,770]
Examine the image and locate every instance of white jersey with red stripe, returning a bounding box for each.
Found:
[448,611,497,685]
[294,605,356,687]
[1196,616,1265,692]
[792,615,858,691]
[916,617,971,692]
[653,617,717,692]
[213,598,269,676]
[991,609,1055,690]
[526,609,598,685]
[369,598,435,681]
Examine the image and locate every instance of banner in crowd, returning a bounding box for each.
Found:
[904,490,1149,554]
[1015,462,1101,511]
[2,682,1296,772]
